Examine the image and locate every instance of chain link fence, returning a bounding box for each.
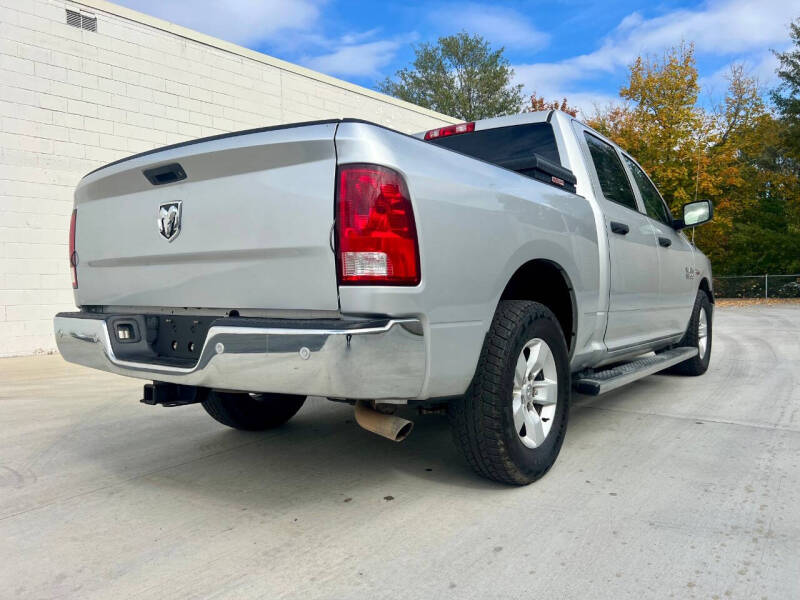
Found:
[713,274,800,299]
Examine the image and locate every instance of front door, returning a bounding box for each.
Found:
[621,154,696,337]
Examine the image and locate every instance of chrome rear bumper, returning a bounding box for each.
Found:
[54,313,426,399]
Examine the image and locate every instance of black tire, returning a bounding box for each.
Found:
[666,290,712,376]
[448,300,570,485]
[201,391,306,431]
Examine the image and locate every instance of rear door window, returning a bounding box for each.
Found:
[583,133,638,211]
[622,155,673,225]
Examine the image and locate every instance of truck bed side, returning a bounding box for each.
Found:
[334,121,601,398]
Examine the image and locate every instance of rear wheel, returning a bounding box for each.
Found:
[201,391,306,431]
[448,300,570,485]
[666,290,712,376]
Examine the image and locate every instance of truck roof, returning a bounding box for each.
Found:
[415,110,586,140]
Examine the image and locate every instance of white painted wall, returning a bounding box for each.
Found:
[0,0,457,356]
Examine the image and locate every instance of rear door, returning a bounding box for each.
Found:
[575,126,661,350]
[621,154,696,336]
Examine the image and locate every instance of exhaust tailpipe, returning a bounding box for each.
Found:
[354,401,414,442]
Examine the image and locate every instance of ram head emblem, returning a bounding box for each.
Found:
[158,201,182,242]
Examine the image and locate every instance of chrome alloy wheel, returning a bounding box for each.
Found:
[512,338,558,449]
[698,308,709,360]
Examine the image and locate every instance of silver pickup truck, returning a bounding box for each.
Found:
[55,110,714,485]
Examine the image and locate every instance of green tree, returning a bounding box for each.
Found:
[377,32,524,120]
[715,22,800,276]
[772,18,800,164]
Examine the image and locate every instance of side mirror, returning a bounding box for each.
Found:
[675,199,713,229]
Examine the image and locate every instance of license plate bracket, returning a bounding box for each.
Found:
[152,315,215,360]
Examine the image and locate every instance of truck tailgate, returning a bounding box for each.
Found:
[73,121,340,312]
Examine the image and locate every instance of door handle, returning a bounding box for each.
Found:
[610,221,629,235]
[658,236,672,247]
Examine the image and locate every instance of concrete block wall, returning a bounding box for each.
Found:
[0,0,457,356]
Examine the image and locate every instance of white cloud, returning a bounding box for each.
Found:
[512,0,800,114]
[699,52,777,98]
[114,0,323,46]
[302,40,404,78]
[511,63,616,118]
[749,50,787,85]
[116,0,406,79]
[430,3,550,50]
[118,0,412,80]
[302,3,552,84]
[615,0,798,57]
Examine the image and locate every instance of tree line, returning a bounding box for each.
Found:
[379,22,800,276]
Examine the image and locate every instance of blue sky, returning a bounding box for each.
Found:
[117,0,800,113]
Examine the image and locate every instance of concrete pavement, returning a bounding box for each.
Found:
[1,305,799,599]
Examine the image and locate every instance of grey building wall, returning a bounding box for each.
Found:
[0,0,457,356]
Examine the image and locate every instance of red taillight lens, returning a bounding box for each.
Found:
[69,209,77,289]
[336,164,420,285]
[423,121,475,140]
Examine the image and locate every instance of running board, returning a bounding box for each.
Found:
[573,347,698,396]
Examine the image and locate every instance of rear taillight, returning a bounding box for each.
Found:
[336,164,420,285]
[423,121,475,140]
[69,209,77,289]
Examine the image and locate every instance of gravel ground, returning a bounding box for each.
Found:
[1,304,798,599]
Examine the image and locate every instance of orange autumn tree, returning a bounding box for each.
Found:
[588,43,711,214]
[524,92,579,116]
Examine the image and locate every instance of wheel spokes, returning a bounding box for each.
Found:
[524,409,546,446]
[531,379,558,405]
[527,340,551,380]
[512,395,526,435]
[512,337,559,449]
[515,354,527,387]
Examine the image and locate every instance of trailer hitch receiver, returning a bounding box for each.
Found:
[142,382,209,407]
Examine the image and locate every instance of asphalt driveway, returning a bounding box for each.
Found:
[1,304,798,599]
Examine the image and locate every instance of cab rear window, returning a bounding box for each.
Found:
[427,122,575,193]
[428,122,560,165]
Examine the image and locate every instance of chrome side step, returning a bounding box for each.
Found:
[573,347,698,396]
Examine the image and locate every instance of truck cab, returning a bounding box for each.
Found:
[423,111,713,368]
